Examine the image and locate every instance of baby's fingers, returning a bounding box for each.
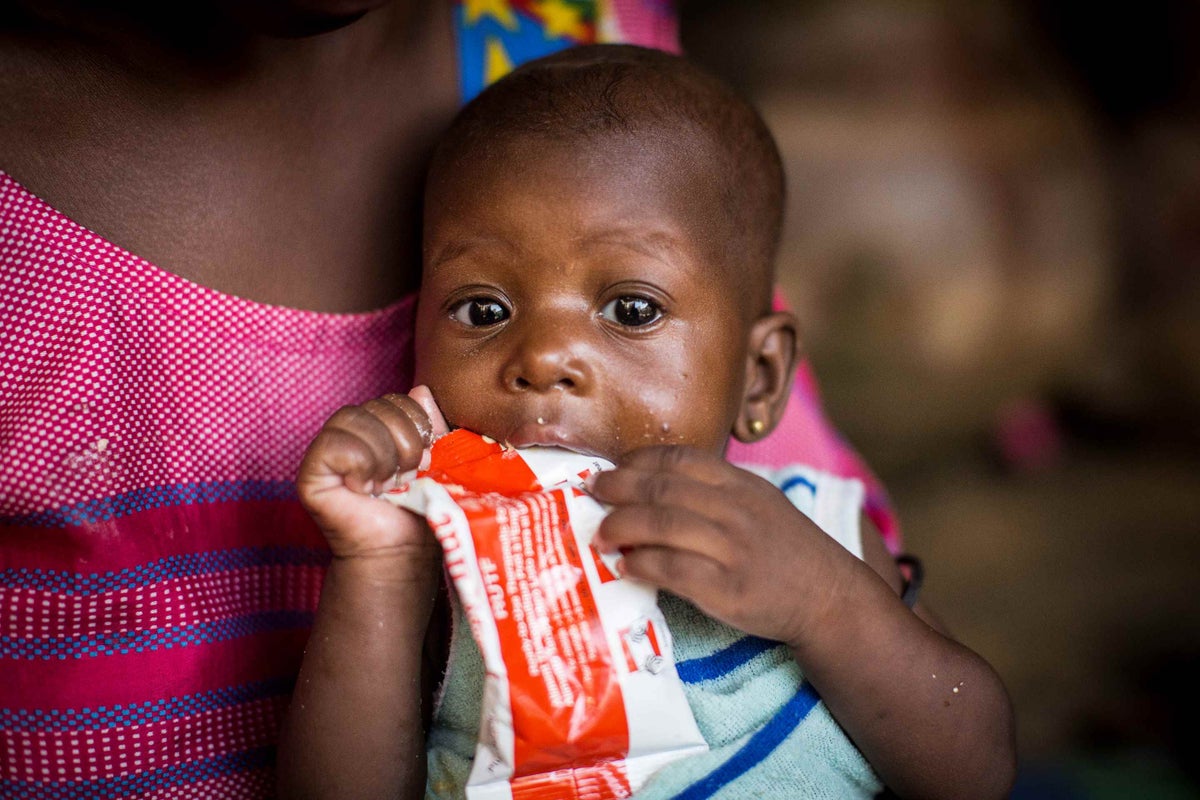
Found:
[408,385,449,437]
[588,465,727,521]
[306,405,404,495]
[615,445,731,484]
[616,545,725,603]
[361,394,433,473]
[595,505,733,565]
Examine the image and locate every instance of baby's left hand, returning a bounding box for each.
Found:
[588,445,859,648]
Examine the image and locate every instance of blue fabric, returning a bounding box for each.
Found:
[453,2,587,103]
[676,636,779,684]
[671,684,822,800]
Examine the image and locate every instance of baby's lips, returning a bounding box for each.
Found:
[408,385,450,439]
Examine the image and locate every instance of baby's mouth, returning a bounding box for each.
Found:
[502,419,601,457]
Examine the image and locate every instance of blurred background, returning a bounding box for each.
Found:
[680,1,1200,797]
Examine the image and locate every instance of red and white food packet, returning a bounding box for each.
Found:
[384,429,707,800]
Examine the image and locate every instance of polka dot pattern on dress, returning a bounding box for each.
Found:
[0,171,416,521]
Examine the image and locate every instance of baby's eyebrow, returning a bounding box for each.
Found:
[426,235,517,270]
[574,228,686,264]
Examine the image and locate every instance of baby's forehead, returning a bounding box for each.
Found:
[424,46,783,312]
[430,131,768,301]
[430,128,723,248]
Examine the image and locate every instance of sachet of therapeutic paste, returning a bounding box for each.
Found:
[384,429,707,800]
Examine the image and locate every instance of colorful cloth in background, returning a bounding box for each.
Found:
[455,0,680,101]
[1,2,895,798]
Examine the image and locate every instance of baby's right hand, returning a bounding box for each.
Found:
[297,387,449,560]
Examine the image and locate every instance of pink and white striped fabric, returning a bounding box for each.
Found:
[0,170,415,798]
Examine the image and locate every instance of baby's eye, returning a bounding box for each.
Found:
[600,296,663,327]
[450,298,510,327]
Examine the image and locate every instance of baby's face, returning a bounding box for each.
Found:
[415,135,754,462]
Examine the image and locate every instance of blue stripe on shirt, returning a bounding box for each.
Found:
[676,635,781,684]
[0,676,295,731]
[779,474,817,496]
[671,683,823,800]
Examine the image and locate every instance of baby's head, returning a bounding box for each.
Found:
[415,45,796,462]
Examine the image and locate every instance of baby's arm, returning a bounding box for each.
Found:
[589,446,1016,800]
[798,513,1016,799]
[277,392,448,800]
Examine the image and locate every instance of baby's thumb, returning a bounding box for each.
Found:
[408,385,450,438]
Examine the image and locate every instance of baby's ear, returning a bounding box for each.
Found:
[732,311,800,443]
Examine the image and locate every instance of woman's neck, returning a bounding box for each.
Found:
[0,0,459,312]
[4,1,431,103]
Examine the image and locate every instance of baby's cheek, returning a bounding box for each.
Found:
[630,415,680,449]
[436,391,497,433]
[415,377,466,425]
[618,396,727,455]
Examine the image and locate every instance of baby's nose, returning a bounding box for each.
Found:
[503,330,592,393]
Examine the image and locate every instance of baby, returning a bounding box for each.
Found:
[279,46,1015,799]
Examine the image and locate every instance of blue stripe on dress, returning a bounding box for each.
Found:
[671,683,823,800]
[0,676,295,731]
[675,635,781,684]
[0,610,315,660]
[0,546,329,594]
[2,480,298,528]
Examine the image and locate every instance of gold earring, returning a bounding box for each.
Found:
[748,419,765,436]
